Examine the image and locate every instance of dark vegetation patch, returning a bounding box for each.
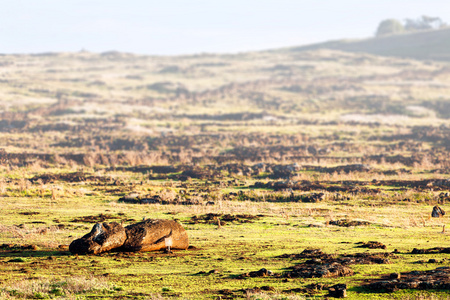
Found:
[280,253,392,279]
[277,249,393,265]
[236,249,394,281]
[356,241,387,249]
[303,163,372,173]
[328,219,372,227]
[283,283,327,296]
[0,244,37,251]
[18,211,40,216]
[365,267,450,292]
[174,112,271,121]
[283,262,354,278]
[70,214,122,223]
[188,213,263,225]
[411,247,450,254]
[30,172,108,184]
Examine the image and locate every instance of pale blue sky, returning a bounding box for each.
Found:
[1,0,448,55]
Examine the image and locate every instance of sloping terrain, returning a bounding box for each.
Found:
[289,27,450,61]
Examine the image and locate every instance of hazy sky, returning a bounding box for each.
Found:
[1,0,448,55]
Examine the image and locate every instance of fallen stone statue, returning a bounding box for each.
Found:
[69,219,189,254]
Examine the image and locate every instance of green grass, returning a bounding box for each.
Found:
[0,179,449,299]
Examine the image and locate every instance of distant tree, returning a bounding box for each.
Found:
[376,19,404,37]
[404,15,446,31]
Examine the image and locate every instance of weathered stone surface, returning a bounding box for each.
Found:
[69,219,189,254]
[121,219,189,252]
[69,222,127,254]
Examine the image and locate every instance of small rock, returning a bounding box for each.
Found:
[328,283,347,298]
[432,206,445,218]
[389,272,401,280]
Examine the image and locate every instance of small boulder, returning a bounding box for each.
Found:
[432,206,445,218]
[69,222,127,255]
[118,193,140,203]
[327,283,347,298]
[121,219,189,252]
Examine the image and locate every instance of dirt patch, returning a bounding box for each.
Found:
[217,287,276,300]
[278,248,392,266]
[70,214,122,223]
[237,268,274,278]
[272,248,393,280]
[277,248,334,260]
[329,219,372,227]
[300,192,326,203]
[365,267,450,292]
[303,164,372,174]
[188,213,263,225]
[338,252,392,265]
[176,167,222,181]
[356,241,387,250]
[411,247,450,254]
[284,262,354,278]
[0,244,37,251]
[31,172,108,184]
[119,194,202,205]
[18,211,40,216]
[283,283,328,296]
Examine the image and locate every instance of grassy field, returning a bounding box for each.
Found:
[0,48,450,299]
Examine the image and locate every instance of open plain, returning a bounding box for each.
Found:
[0,48,450,299]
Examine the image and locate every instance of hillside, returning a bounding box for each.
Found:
[289,27,450,61]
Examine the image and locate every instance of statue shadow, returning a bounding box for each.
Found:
[0,249,71,259]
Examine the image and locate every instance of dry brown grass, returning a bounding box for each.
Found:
[0,276,111,299]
